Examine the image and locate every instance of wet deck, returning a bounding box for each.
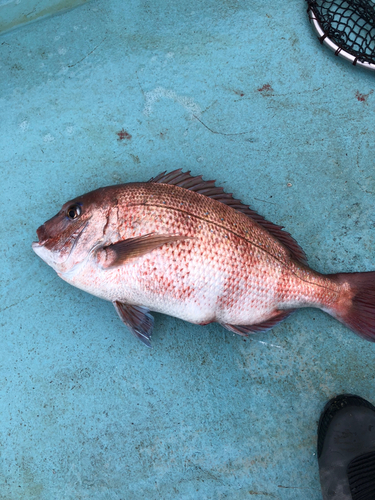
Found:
[1,0,374,498]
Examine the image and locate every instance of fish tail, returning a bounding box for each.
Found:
[326,271,375,342]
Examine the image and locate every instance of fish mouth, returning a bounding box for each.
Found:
[32,218,89,248]
[33,223,52,249]
[31,239,50,263]
[32,218,90,266]
[35,223,49,246]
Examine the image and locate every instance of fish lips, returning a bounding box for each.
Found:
[32,217,91,270]
[32,238,55,267]
[32,224,52,258]
[34,223,49,246]
[32,224,46,254]
[37,224,46,243]
[32,222,66,266]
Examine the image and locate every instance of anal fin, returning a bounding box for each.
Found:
[222,309,295,336]
[113,301,154,347]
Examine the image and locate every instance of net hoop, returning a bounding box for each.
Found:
[307,3,375,71]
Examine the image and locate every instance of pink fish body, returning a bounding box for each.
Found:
[32,170,375,346]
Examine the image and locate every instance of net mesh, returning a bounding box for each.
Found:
[307,0,375,64]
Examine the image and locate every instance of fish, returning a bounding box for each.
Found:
[32,169,375,347]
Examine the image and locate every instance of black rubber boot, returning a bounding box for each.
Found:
[318,394,375,500]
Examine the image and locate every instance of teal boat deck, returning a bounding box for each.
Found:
[1,1,374,498]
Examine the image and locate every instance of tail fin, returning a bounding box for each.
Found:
[327,271,375,342]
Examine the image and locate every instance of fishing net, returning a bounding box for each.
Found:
[306,0,375,68]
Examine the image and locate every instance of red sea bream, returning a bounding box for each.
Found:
[32,170,375,346]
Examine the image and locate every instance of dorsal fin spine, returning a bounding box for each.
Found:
[148,169,307,264]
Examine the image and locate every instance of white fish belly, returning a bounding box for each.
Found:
[67,250,281,327]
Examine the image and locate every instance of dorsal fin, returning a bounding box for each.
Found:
[148,169,307,265]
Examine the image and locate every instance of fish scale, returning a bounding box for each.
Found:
[111,184,335,315]
[32,169,375,346]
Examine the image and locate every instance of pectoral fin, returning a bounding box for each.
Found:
[113,301,154,347]
[99,233,188,269]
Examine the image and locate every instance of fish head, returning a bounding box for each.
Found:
[32,186,120,275]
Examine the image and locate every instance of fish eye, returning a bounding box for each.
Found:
[67,204,81,220]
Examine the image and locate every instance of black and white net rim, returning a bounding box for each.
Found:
[307,4,375,71]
